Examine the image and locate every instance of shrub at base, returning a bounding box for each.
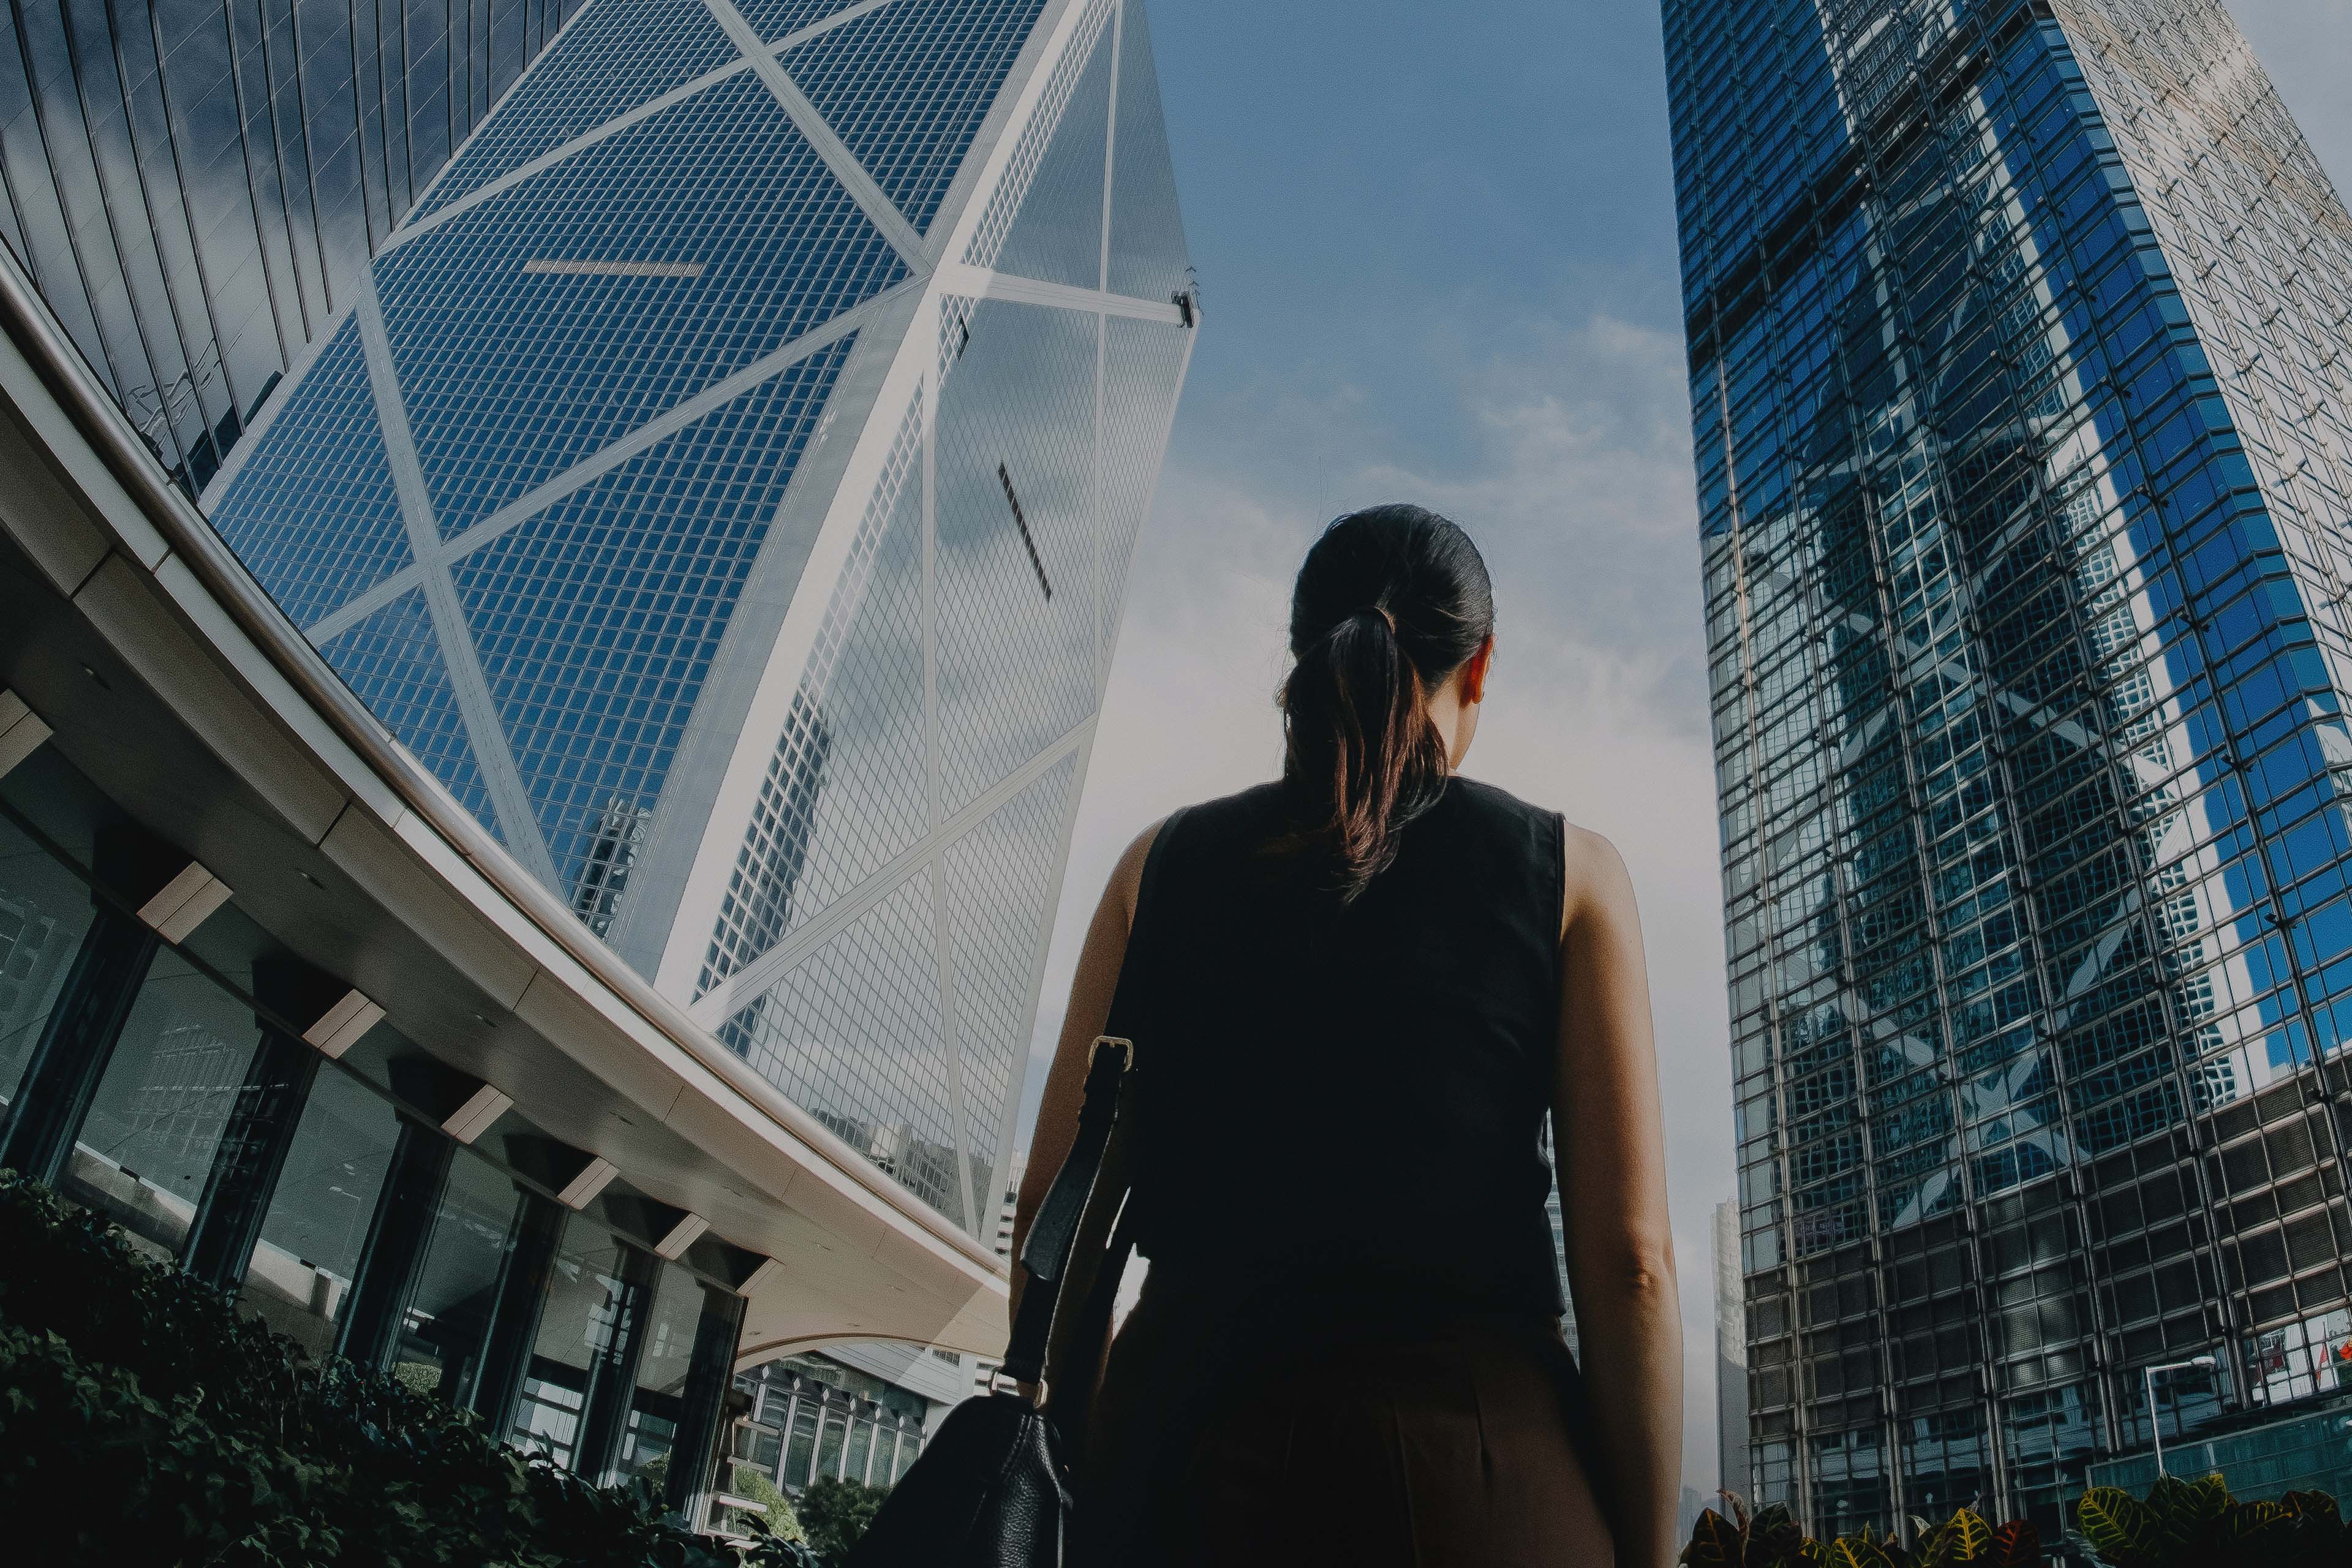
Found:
[1683,1474,2352,1568]
[0,1170,826,1567]
[797,1476,888,1558]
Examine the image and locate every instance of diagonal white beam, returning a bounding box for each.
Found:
[774,0,894,48]
[304,280,916,647]
[936,260,1185,324]
[383,2,908,258]
[385,59,759,254]
[353,279,564,892]
[692,717,1095,1027]
[701,0,930,270]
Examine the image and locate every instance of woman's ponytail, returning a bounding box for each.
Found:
[1277,505,1494,901]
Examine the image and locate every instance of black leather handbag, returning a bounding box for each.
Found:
[843,1031,1143,1568]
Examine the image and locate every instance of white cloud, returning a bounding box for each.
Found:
[1028,307,1736,1489]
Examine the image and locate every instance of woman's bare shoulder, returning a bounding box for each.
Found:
[1559,818,1638,937]
[1107,816,1170,924]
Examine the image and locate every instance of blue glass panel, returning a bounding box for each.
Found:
[778,0,1049,234]
[932,298,1098,815]
[378,72,903,539]
[701,399,928,991]
[209,318,413,628]
[1104,0,1186,302]
[317,587,500,835]
[987,8,1108,289]
[1096,315,1188,652]
[942,752,1076,1212]
[451,341,850,905]
[731,0,872,45]
[415,0,742,218]
[720,869,966,1224]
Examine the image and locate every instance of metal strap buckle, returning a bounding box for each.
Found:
[1091,1035,1133,1069]
[987,1367,1046,1406]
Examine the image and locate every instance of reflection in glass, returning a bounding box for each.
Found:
[0,813,96,1110]
[513,1216,640,1476]
[612,1262,707,1491]
[238,1069,402,1359]
[390,1150,522,1401]
[62,949,262,1261]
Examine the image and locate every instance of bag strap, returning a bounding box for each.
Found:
[998,810,1185,1392]
[1000,1036,1130,1387]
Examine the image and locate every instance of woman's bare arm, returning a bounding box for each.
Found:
[1008,821,1162,1324]
[1555,825,1683,1566]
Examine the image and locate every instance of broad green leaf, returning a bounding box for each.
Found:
[1828,1537,1893,1568]
[2077,1488,2160,1568]
[1749,1503,1805,1567]
[1925,1509,1992,1566]
[1684,1509,1744,1568]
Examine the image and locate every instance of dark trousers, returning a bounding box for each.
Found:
[1082,1291,1615,1567]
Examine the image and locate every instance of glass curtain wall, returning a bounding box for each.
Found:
[1668,0,2352,1536]
[731,1354,930,1495]
[0,747,750,1506]
[0,0,587,493]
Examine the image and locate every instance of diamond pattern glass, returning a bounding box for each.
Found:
[208,319,412,630]
[778,0,1050,234]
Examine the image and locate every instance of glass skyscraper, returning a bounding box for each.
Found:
[1670,0,2352,1534]
[206,0,1195,1238]
[0,0,584,494]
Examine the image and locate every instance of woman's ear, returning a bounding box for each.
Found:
[1463,635,1496,706]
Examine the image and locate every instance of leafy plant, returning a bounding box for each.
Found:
[726,1461,807,1543]
[1682,1474,2352,1568]
[0,1169,829,1567]
[798,1476,888,1558]
[2075,1476,2347,1567]
[1680,1493,2037,1568]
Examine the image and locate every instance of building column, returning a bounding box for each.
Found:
[663,1280,748,1518]
[574,1242,658,1484]
[780,1386,803,1485]
[181,1023,322,1289]
[0,900,158,1182]
[336,1117,456,1368]
[467,1185,567,1433]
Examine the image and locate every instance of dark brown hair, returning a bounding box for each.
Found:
[1278,504,1495,901]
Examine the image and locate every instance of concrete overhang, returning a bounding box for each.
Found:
[0,251,1009,1363]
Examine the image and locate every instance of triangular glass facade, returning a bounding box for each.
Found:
[213,0,1195,1231]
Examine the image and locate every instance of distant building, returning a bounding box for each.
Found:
[718,1343,964,1530]
[0,0,1195,1536]
[1547,1167,1581,1357]
[970,1150,1026,1398]
[1671,0,2352,1536]
[0,0,579,495]
[1715,1200,1750,1498]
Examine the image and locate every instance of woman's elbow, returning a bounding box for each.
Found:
[1586,1235,1679,1304]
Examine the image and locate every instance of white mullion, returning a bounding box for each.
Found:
[353,277,562,891]
[690,716,1095,1027]
[701,0,929,270]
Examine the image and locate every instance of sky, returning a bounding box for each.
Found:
[1020,0,2352,1491]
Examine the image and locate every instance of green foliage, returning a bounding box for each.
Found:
[725,1462,806,1544]
[1679,1474,2352,1568]
[797,1476,887,1559]
[1681,1493,2024,1568]
[0,1169,826,1568]
[2071,1474,2352,1567]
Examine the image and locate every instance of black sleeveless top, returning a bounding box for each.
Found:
[1121,775,1567,1319]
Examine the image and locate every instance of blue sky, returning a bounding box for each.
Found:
[1030,0,2352,1490]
